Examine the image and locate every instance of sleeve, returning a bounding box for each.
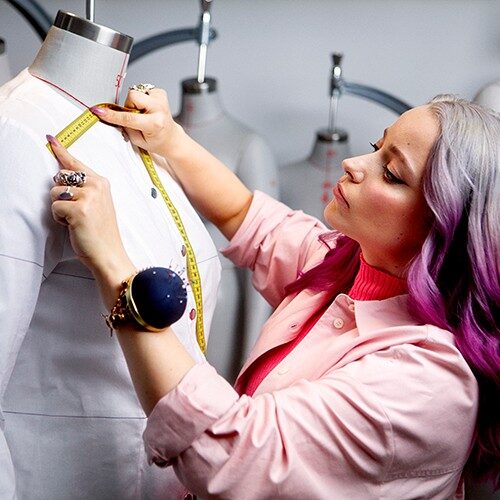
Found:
[221,191,333,307]
[0,116,62,496]
[143,362,393,499]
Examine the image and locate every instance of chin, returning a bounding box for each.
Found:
[324,205,343,230]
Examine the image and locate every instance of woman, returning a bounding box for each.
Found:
[47,91,499,498]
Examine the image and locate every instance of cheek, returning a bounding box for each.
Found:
[361,188,427,235]
[359,187,402,218]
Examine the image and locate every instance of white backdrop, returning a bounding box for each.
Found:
[1,0,499,164]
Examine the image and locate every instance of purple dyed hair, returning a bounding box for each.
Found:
[285,95,499,487]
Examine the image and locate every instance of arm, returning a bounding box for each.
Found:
[47,128,393,499]
[145,363,393,498]
[94,90,253,241]
[46,137,327,413]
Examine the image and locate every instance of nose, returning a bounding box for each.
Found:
[341,156,365,183]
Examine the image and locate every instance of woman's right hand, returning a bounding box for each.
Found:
[91,87,184,159]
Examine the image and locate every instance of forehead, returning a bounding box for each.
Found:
[387,106,439,175]
[389,106,439,152]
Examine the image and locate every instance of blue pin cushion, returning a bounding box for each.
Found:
[126,267,188,331]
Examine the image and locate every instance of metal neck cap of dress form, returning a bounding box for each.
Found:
[182,77,217,94]
[54,10,133,53]
[316,127,348,143]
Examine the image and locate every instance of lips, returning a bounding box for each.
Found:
[333,183,349,207]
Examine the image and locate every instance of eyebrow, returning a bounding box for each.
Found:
[382,128,416,181]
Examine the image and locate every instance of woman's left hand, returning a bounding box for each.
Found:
[48,135,136,304]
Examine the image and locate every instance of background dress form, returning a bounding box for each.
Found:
[279,129,349,221]
[0,14,220,500]
[176,77,279,381]
[0,38,12,85]
[474,78,500,113]
[279,129,349,222]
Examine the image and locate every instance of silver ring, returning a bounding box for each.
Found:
[54,171,86,187]
[58,186,74,201]
[129,83,156,94]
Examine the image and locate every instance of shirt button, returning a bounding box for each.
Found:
[181,244,187,257]
[189,308,196,320]
[151,187,157,198]
[333,318,344,329]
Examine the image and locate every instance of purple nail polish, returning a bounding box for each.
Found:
[46,134,61,147]
[90,106,107,116]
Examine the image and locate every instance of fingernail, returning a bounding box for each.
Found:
[46,134,61,147]
[90,106,107,116]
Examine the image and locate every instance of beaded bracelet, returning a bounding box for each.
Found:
[104,267,188,335]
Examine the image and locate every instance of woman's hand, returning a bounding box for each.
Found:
[92,86,253,241]
[90,88,184,159]
[48,136,136,307]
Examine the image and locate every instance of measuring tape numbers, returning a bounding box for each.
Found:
[47,103,206,353]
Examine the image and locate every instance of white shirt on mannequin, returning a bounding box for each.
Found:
[0,68,220,499]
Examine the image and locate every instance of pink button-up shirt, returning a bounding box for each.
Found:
[144,192,478,499]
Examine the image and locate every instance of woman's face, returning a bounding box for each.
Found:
[324,105,439,276]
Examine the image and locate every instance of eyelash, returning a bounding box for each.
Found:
[369,142,404,185]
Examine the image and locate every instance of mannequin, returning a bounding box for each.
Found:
[0,38,12,85]
[0,11,220,500]
[176,77,279,381]
[474,78,500,113]
[279,128,350,221]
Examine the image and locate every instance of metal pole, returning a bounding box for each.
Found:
[86,0,95,22]
[197,0,213,83]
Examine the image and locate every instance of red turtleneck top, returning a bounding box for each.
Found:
[239,254,407,396]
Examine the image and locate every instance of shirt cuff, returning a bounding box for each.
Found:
[143,362,239,466]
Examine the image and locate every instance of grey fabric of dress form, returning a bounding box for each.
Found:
[279,128,350,222]
[0,39,12,86]
[474,78,500,113]
[177,77,279,382]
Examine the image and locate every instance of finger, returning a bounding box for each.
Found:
[51,200,73,226]
[50,185,84,202]
[124,89,153,111]
[122,128,149,149]
[89,107,154,134]
[124,87,167,110]
[46,135,99,176]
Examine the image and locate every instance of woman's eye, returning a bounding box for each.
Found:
[383,165,404,184]
[371,142,405,184]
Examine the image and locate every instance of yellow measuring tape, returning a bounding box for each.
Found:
[47,103,206,352]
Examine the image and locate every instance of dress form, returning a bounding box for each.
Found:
[0,11,219,500]
[279,128,350,221]
[0,39,12,85]
[176,77,279,381]
[29,11,132,104]
[474,78,500,113]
